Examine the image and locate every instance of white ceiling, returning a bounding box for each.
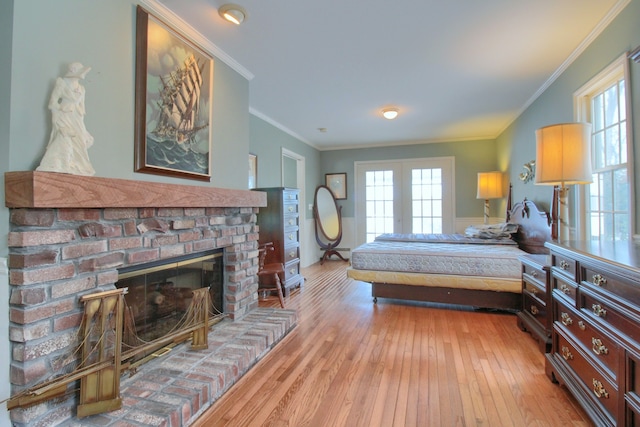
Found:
[156,0,623,150]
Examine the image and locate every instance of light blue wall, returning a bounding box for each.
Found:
[498,0,640,229]
[0,1,13,424]
[8,0,250,188]
[320,139,500,218]
[249,115,321,220]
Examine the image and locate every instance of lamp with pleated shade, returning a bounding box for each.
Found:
[477,171,504,224]
[535,122,593,241]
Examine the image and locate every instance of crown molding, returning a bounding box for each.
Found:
[138,0,254,81]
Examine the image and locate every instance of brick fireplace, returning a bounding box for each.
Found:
[4,171,296,426]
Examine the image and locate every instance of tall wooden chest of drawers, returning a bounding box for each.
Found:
[254,187,304,296]
[545,241,640,426]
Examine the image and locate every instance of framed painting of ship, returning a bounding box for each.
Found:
[134,6,214,181]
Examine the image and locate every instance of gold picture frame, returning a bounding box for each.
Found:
[134,6,214,181]
[325,173,347,199]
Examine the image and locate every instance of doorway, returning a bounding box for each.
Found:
[354,157,455,245]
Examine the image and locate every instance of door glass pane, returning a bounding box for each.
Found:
[364,170,394,242]
[411,168,443,234]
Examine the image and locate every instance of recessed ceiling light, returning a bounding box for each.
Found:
[382,108,399,120]
[219,4,247,25]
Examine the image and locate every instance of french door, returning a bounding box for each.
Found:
[354,157,455,244]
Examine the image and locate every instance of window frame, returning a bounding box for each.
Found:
[573,53,634,240]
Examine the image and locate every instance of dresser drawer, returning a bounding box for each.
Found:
[284,214,299,230]
[283,201,299,215]
[284,229,299,245]
[628,351,640,416]
[580,286,640,345]
[283,189,299,202]
[555,298,620,379]
[523,263,547,288]
[283,245,299,263]
[523,291,547,329]
[551,252,577,281]
[581,264,640,310]
[524,277,546,301]
[552,274,578,304]
[284,259,300,282]
[555,330,618,424]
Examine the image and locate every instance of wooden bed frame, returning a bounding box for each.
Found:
[366,187,557,311]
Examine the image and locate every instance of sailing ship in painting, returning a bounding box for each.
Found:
[152,54,206,146]
[146,53,210,175]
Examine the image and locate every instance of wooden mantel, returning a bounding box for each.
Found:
[4,171,267,208]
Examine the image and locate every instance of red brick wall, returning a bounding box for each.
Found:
[7,206,261,409]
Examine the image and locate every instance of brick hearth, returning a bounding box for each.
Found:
[35,308,296,427]
[3,171,296,426]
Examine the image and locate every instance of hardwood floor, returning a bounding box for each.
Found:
[192,260,592,427]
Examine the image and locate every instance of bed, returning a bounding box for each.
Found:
[346,192,556,311]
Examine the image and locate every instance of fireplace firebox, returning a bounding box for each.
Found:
[116,250,223,343]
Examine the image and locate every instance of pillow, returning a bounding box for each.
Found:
[464,223,519,239]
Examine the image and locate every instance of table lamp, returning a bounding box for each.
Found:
[477,171,504,224]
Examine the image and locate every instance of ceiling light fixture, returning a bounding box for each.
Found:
[382,108,399,120]
[218,4,246,25]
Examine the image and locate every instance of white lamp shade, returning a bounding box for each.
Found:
[477,171,504,199]
[535,123,593,185]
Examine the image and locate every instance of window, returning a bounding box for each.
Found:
[574,54,633,241]
[355,157,454,244]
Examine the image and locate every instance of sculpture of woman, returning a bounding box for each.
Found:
[36,62,95,176]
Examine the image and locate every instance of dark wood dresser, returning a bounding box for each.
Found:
[254,187,304,296]
[517,254,552,353]
[545,240,640,426]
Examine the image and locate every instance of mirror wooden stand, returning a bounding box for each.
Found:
[313,185,349,265]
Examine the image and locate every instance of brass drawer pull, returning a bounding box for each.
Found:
[288,206,294,212]
[592,304,607,317]
[559,284,570,294]
[561,312,572,326]
[559,260,570,270]
[288,233,295,240]
[591,338,609,356]
[531,270,538,278]
[578,321,586,331]
[561,346,573,361]
[530,305,539,315]
[592,274,607,286]
[592,379,609,399]
[531,287,538,295]
[288,219,295,225]
[289,251,296,258]
[289,268,296,275]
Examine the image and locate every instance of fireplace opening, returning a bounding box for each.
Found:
[116,249,224,357]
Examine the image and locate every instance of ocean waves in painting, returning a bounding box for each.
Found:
[146,135,208,175]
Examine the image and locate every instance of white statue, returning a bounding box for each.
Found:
[36,62,95,176]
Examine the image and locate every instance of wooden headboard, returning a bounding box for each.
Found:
[506,187,558,254]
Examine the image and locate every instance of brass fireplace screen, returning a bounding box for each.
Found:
[6,252,225,418]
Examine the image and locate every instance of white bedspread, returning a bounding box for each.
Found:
[350,240,526,279]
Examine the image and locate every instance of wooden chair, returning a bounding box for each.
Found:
[257,242,285,308]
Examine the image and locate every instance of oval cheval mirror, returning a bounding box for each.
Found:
[313,185,349,265]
